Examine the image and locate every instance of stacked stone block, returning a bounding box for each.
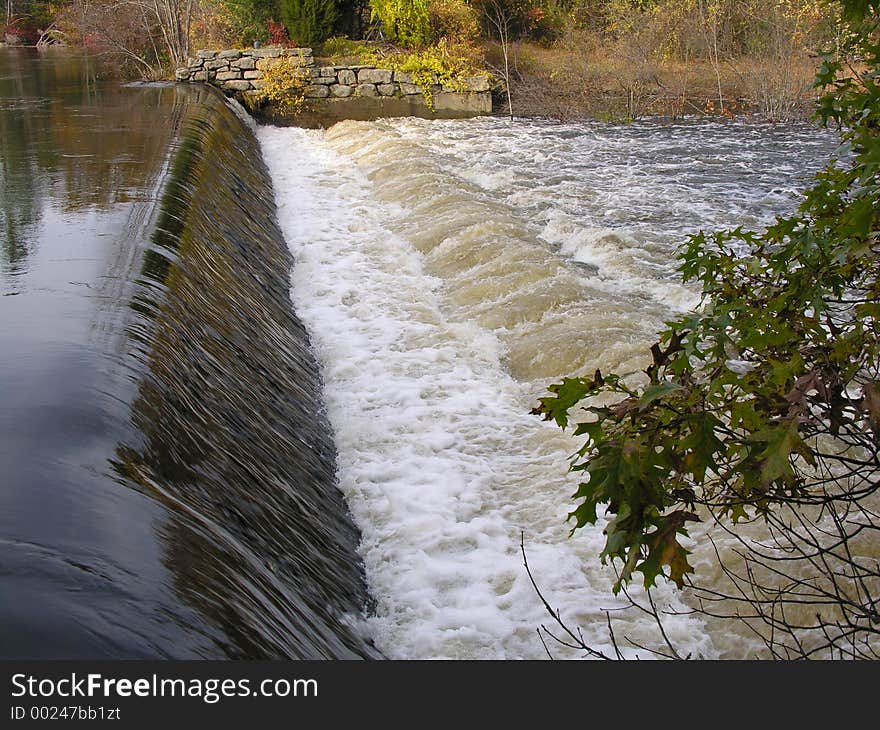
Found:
[174,48,314,92]
[302,66,490,100]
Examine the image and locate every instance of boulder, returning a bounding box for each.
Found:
[357,68,393,85]
[337,69,357,86]
[463,75,491,92]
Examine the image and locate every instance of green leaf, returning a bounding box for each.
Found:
[751,421,808,487]
[637,511,699,589]
[532,377,591,428]
[640,382,682,406]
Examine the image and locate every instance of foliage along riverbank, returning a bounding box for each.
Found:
[2,1,850,123]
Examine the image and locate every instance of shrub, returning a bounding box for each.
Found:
[369,0,432,47]
[254,54,310,113]
[360,38,483,107]
[428,0,481,43]
[319,34,370,58]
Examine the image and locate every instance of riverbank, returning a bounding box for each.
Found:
[309,33,819,124]
[483,37,818,123]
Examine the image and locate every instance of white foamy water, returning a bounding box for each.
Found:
[258,116,836,659]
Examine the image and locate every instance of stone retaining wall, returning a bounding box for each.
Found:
[298,64,491,101]
[175,47,493,121]
[175,47,314,92]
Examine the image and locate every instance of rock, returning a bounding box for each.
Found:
[252,48,282,58]
[399,83,422,95]
[223,80,253,91]
[331,84,353,98]
[337,69,356,85]
[433,90,492,115]
[319,66,336,77]
[306,84,330,98]
[463,75,491,92]
[310,68,336,84]
[357,68,393,85]
[205,59,228,71]
[197,50,217,59]
[174,68,189,81]
[233,57,257,70]
[186,57,204,69]
[377,83,396,96]
[216,70,242,81]
[243,70,262,80]
[355,83,378,97]
[192,70,209,82]
[218,49,241,59]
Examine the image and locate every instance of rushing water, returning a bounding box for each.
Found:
[0,48,378,659]
[258,116,840,659]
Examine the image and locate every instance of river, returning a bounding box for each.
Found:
[0,48,840,659]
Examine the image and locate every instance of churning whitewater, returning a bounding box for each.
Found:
[257,116,836,660]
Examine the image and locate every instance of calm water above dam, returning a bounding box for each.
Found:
[0,48,378,659]
[1,48,841,659]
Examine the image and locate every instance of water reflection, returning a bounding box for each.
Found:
[0,48,178,286]
[0,49,378,658]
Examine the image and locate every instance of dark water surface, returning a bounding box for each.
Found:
[0,48,379,659]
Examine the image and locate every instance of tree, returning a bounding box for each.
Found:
[58,0,196,76]
[279,0,338,45]
[482,0,514,118]
[218,0,277,45]
[533,0,880,659]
